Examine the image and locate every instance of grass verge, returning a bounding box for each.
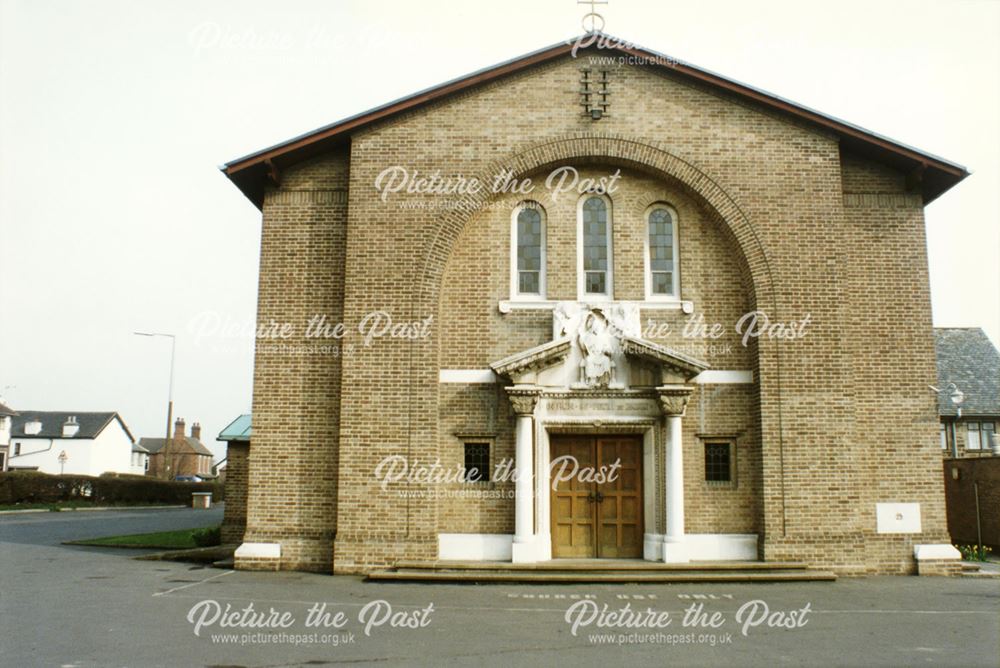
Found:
[65,527,215,549]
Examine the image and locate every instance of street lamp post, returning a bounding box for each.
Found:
[946,383,965,459]
[134,332,176,479]
[931,382,965,458]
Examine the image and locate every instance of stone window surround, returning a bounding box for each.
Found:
[453,431,498,488]
[501,192,693,313]
[644,202,681,301]
[576,193,614,300]
[697,433,740,489]
[509,200,547,301]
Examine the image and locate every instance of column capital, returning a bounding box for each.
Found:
[506,385,542,416]
[656,384,693,417]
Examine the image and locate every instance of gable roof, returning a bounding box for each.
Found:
[10,411,135,442]
[217,414,252,442]
[138,436,214,457]
[222,33,968,209]
[934,328,1000,417]
[0,402,16,417]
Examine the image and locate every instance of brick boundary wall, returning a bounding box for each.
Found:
[221,442,249,544]
[944,457,1000,553]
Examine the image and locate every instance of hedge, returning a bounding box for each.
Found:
[0,471,224,506]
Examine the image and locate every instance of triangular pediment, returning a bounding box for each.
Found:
[490,305,710,389]
[622,336,709,381]
[490,338,572,385]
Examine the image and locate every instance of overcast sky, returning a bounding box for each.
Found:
[1,0,997,462]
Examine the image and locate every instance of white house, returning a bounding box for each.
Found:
[8,411,139,476]
[0,402,16,472]
[131,440,150,475]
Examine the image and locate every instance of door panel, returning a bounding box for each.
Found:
[596,437,643,558]
[550,436,596,558]
[550,435,643,559]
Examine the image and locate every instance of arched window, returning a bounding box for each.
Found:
[645,204,679,299]
[578,194,613,298]
[511,202,546,299]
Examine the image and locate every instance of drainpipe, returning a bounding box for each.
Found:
[9,438,55,460]
[974,481,983,557]
[951,418,959,459]
[952,406,963,459]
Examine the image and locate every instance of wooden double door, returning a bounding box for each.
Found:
[550,435,643,558]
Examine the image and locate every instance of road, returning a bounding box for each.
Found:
[0,507,997,667]
[0,505,224,551]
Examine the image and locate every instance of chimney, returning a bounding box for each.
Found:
[62,415,80,438]
[191,422,201,440]
[174,417,186,439]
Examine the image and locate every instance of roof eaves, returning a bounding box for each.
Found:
[221,36,578,173]
[221,32,969,208]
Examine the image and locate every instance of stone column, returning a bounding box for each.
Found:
[658,385,693,563]
[507,386,541,563]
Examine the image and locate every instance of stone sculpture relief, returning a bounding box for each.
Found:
[554,301,639,389]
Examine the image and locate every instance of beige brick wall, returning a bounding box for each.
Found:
[221,442,249,544]
[237,152,348,572]
[239,53,950,574]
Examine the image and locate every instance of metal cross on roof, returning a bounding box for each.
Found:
[577,0,608,33]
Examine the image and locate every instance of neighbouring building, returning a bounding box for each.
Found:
[0,401,17,472]
[130,441,150,475]
[935,328,1000,458]
[943,457,1000,554]
[7,411,137,476]
[218,414,252,544]
[140,418,214,479]
[220,34,970,575]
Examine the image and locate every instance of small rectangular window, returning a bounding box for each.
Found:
[704,442,732,483]
[981,422,996,451]
[13,443,21,457]
[967,423,981,450]
[464,443,490,483]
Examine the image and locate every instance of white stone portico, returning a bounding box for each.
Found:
[474,301,755,564]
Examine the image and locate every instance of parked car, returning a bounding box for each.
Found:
[174,475,203,482]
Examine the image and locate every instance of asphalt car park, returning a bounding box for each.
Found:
[1,507,997,667]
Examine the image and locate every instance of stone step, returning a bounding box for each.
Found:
[392,559,813,572]
[367,568,837,583]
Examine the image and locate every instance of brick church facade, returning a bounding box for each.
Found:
[221,35,968,575]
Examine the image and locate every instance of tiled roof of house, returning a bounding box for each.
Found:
[0,402,17,417]
[138,436,213,457]
[10,411,135,442]
[934,328,1000,416]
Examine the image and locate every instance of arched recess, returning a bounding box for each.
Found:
[411,132,787,538]
[419,133,774,307]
